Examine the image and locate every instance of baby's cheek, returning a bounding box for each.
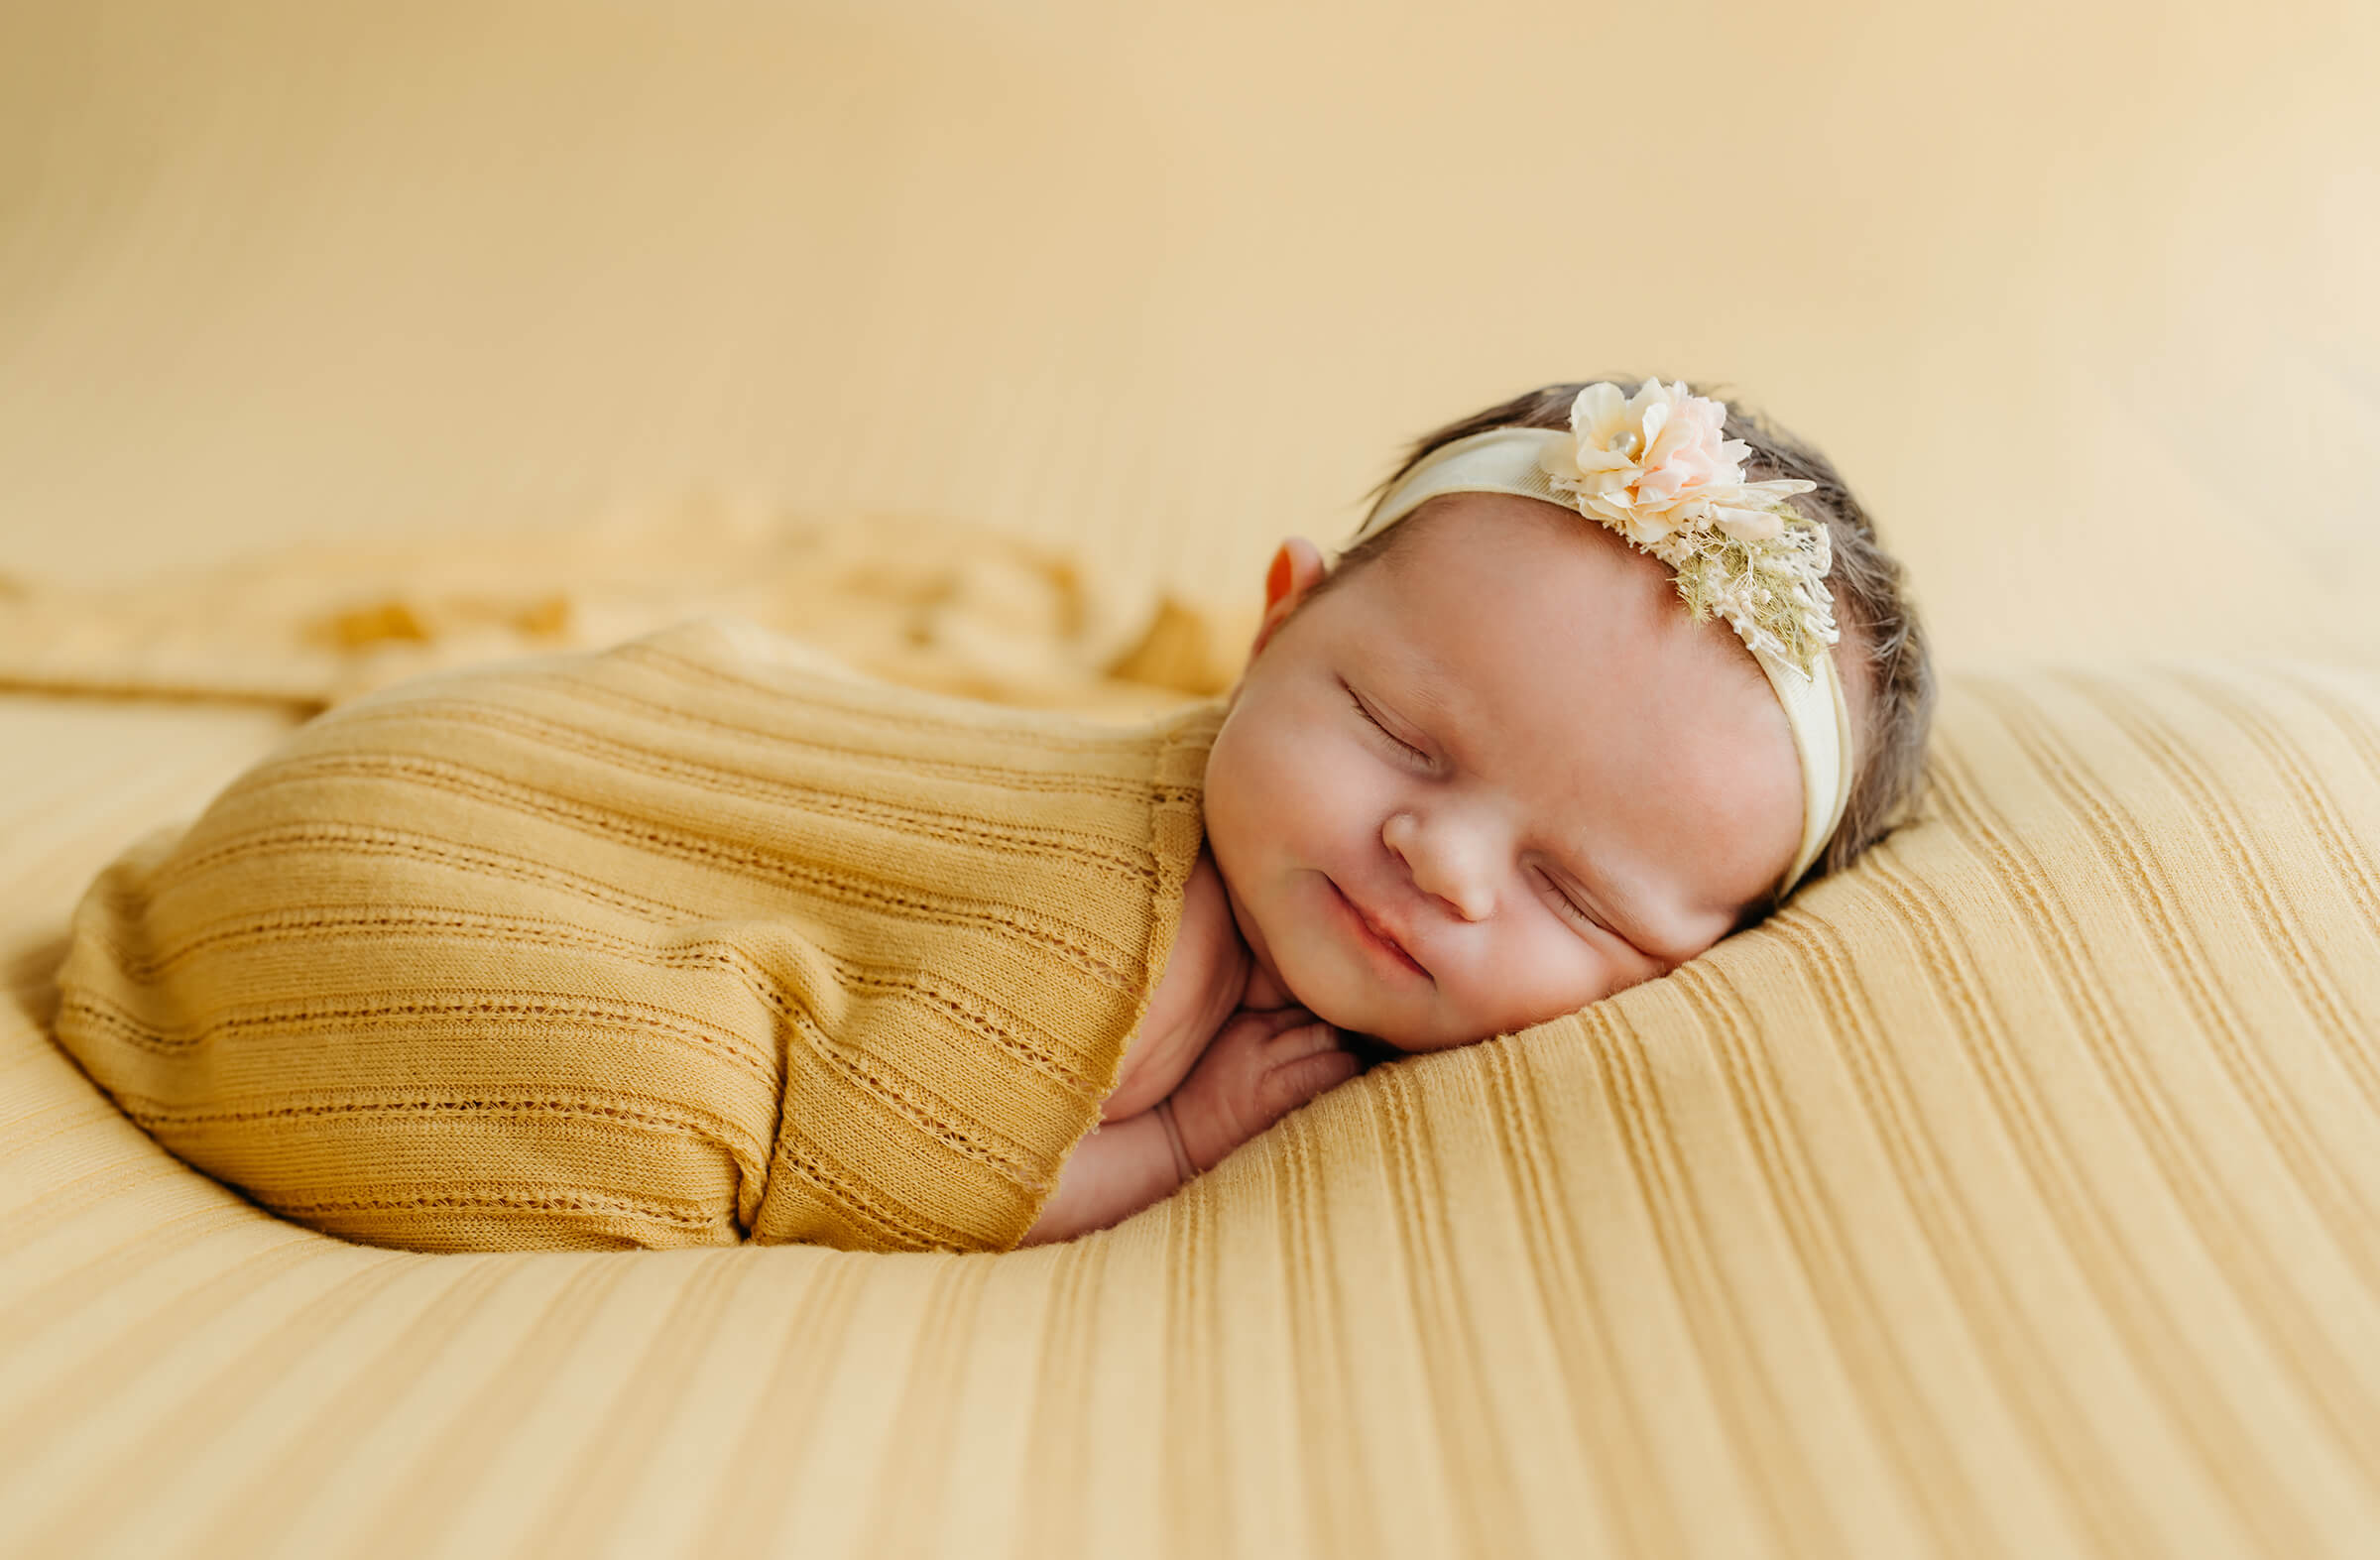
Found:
[1214,723,1344,878]
[1470,930,1626,1036]
[1204,719,1292,847]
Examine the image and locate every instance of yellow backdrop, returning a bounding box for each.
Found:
[3,0,2374,665]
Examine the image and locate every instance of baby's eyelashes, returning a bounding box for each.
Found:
[1533,868,1610,938]
[1345,683,1433,767]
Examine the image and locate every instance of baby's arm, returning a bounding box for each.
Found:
[1099,850,1249,1122]
[1014,1109,1187,1247]
[1018,1005,1356,1246]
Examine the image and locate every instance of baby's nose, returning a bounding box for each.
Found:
[1382,812,1494,922]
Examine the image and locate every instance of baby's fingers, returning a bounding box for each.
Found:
[1222,1004,1323,1047]
[1260,1018,1343,1059]
[1259,1036,1363,1118]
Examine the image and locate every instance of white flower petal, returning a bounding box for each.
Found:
[1715,507,1784,542]
[1571,383,1623,439]
[1638,399,1670,451]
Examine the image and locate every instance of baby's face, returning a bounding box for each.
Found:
[1202,493,1805,1051]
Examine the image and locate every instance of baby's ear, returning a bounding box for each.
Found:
[1249,538,1328,660]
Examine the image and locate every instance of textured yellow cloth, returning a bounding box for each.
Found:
[10,660,2380,1557]
[0,510,1250,716]
[50,617,1220,1253]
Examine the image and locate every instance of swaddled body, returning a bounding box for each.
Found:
[57,617,1219,1251]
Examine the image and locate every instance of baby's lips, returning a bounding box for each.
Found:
[1341,883,1430,977]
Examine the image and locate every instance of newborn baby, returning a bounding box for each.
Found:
[54,379,1931,1253]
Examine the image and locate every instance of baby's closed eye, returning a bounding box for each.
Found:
[1344,680,1430,764]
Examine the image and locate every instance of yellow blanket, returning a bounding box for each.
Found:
[9,574,2380,1556]
[52,617,1221,1253]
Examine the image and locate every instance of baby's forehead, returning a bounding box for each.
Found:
[1357,507,1766,676]
[1342,559,1786,802]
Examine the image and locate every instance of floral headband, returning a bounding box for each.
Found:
[1348,380,1854,895]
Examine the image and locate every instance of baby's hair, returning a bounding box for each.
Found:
[1333,379,1935,891]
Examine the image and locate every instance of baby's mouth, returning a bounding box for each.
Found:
[1329,878,1428,979]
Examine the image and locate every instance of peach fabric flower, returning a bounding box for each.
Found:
[1538,380,1809,547]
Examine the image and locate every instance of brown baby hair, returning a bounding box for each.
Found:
[1328,379,1934,891]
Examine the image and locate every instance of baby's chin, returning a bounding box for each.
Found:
[1360,1020,1489,1054]
[1286,960,1584,1053]
[1270,959,1477,1053]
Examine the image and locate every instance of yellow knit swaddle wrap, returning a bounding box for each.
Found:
[53,617,1221,1253]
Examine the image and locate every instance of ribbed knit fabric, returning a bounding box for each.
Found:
[10,657,2380,1556]
[50,616,1221,1253]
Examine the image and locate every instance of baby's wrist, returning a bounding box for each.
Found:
[1020,1109,1193,1246]
[1153,1096,1198,1185]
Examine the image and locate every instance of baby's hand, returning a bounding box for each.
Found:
[1164,1006,1361,1175]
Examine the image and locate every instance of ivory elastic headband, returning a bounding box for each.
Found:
[1348,419,1854,896]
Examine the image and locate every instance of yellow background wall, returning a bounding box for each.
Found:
[2,0,2374,665]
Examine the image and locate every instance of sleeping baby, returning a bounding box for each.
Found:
[53,379,1932,1253]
